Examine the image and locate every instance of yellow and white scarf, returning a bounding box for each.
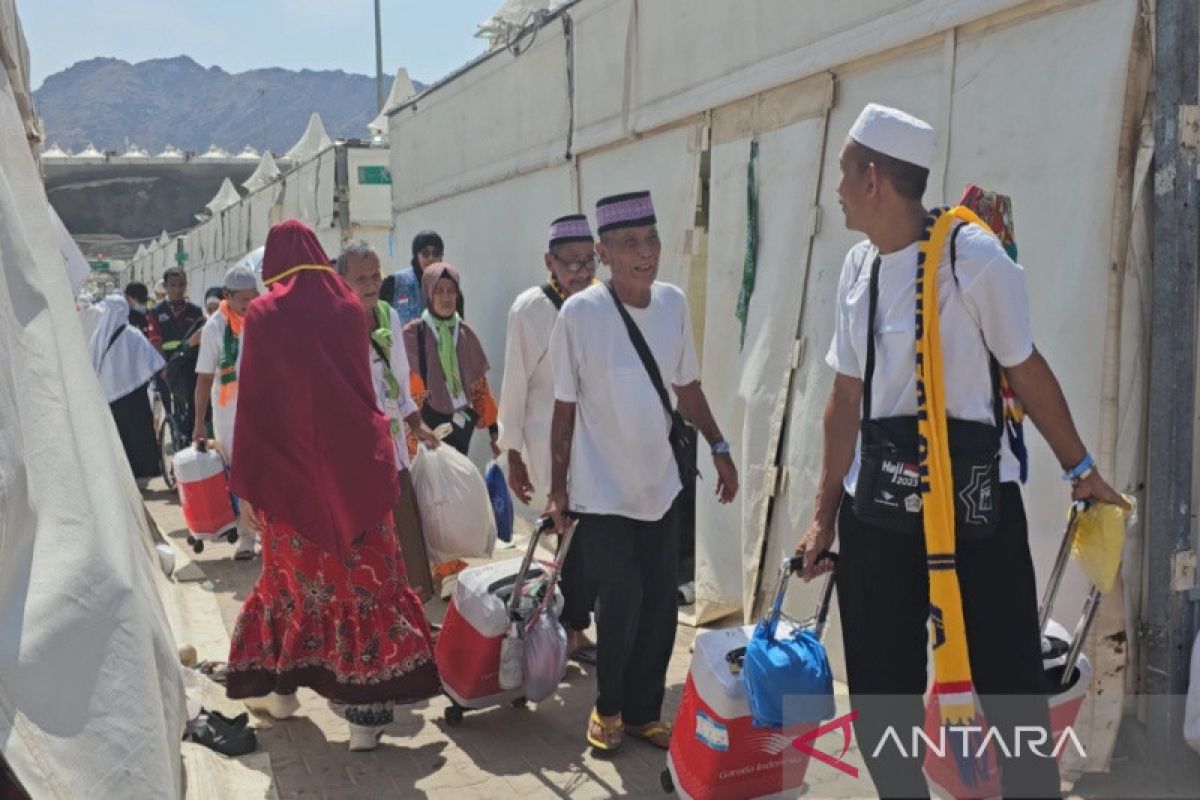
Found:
[916,206,996,781]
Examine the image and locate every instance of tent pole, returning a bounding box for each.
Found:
[375,0,385,112]
[1143,0,1199,768]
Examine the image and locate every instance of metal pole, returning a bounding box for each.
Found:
[1144,0,1199,766]
[374,0,385,112]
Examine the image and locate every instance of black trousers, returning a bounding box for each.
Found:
[837,483,1062,800]
[579,502,679,725]
[558,530,594,633]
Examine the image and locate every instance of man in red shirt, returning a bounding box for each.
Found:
[146,267,204,357]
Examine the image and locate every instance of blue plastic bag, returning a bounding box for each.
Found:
[743,620,835,728]
[485,461,514,543]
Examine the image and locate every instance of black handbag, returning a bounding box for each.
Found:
[852,227,1003,539]
[605,282,700,486]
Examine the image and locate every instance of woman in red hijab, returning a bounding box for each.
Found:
[225,220,438,752]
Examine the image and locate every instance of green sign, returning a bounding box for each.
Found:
[88,259,110,271]
[175,251,189,264]
[358,165,392,185]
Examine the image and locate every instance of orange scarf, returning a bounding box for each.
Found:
[217,299,244,407]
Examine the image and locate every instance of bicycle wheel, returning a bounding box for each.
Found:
[159,416,177,491]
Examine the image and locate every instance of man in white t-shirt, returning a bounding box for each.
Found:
[547,191,738,752]
[794,103,1126,798]
[193,265,259,559]
[340,240,441,601]
[497,213,599,663]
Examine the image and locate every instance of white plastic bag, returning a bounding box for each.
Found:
[498,622,525,691]
[410,427,497,562]
[523,611,568,702]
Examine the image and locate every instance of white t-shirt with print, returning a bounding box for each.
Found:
[370,306,421,471]
[550,281,701,521]
[826,224,1035,494]
[195,309,241,461]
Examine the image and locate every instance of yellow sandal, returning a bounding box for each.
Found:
[625,720,672,750]
[586,708,623,751]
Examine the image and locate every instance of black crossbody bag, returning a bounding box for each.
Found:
[852,225,1003,539]
[605,282,699,486]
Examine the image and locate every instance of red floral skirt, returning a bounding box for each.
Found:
[226,512,439,705]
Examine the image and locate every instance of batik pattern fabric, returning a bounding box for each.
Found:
[389,268,426,327]
[225,511,440,706]
[957,184,1029,481]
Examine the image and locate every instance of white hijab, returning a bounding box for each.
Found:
[88,295,165,402]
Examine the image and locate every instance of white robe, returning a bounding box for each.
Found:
[88,294,165,403]
[496,285,559,504]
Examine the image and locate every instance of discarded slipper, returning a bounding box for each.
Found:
[183,708,257,757]
[569,645,598,666]
[195,661,228,684]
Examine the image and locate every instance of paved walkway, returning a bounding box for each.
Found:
[147,483,717,799]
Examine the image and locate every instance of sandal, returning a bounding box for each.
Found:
[586,708,623,751]
[625,720,672,750]
[569,644,598,666]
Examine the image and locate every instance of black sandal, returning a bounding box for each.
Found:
[183,708,257,757]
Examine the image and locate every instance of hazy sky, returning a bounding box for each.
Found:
[17,0,503,90]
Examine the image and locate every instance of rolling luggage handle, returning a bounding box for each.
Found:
[727,551,838,674]
[1037,501,1102,687]
[507,515,576,623]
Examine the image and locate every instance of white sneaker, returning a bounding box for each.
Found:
[244,692,300,720]
[348,723,384,752]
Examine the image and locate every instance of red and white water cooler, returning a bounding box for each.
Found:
[667,624,819,800]
[174,444,237,552]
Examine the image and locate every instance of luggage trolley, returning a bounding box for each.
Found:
[435,515,575,725]
[662,552,838,799]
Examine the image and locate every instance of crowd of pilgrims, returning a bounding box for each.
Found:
[83,190,730,754]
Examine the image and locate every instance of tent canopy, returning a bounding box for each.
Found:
[284,112,333,164]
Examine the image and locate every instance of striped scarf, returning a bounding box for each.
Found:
[217,299,243,407]
[916,206,995,786]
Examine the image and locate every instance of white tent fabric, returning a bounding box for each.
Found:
[39,142,68,159]
[74,143,103,162]
[369,69,417,136]
[284,112,333,164]
[205,177,241,215]
[235,145,260,161]
[0,1,186,795]
[152,145,183,161]
[242,152,280,193]
[49,204,89,293]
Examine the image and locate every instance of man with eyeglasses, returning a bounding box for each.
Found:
[497,213,599,664]
[381,230,464,325]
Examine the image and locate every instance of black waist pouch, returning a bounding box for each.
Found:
[852,416,1001,540]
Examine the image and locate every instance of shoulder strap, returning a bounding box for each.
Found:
[862,253,882,420]
[100,325,125,365]
[604,281,674,420]
[416,320,428,382]
[949,222,1004,434]
[540,282,564,310]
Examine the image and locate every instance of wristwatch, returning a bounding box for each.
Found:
[711,440,731,456]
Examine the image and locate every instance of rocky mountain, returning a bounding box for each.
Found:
[34,56,424,155]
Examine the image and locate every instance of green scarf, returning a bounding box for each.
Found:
[371,301,402,436]
[421,308,463,398]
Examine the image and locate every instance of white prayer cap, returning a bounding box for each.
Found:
[224,264,258,291]
[848,103,936,170]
